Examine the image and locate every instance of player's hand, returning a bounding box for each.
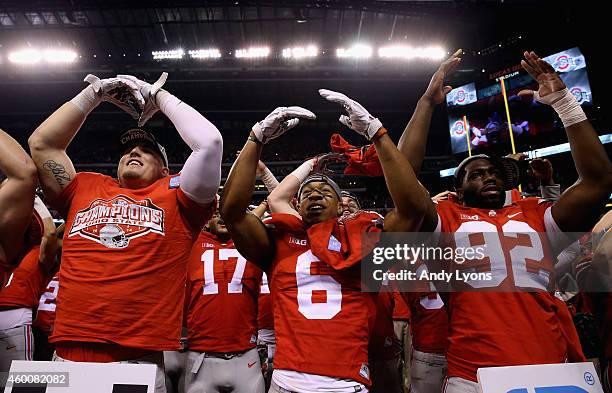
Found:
[505,153,527,162]
[431,190,458,203]
[84,74,144,120]
[116,73,168,127]
[422,49,462,105]
[312,152,346,174]
[252,106,316,144]
[529,158,554,184]
[518,51,567,104]
[319,89,382,140]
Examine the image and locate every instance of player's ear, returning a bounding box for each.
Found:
[161,167,170,177]
[455,188,464,202]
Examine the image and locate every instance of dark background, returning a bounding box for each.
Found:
[1,0,610,208]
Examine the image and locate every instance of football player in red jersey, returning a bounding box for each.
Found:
[401,291,448,393]
[184,211,265,393]
[396,50,612,393]
[0,199,59,372]
[221,91,420,392]
[0,129,38,287]
[27,74,222,393]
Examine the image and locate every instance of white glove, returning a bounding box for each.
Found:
[252,106,316,144]
[319,89,383,140]
[116,73,168,127]
[84,74,144,120]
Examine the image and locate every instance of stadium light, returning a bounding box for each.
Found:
[43,49,78,63]
[9,48,78,64]
[378,46,446,60]
[235,47,270,58]
[188,49,222,59]
[152,49,184,60]
[282,45,318,59]
[8,49,43,64]
[336,44,372,59]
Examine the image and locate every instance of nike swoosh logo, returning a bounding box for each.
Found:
[6,345,16,350]
[247,362,257,368]
[508,212,521,218]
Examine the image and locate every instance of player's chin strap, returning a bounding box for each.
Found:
[535,88,587,128]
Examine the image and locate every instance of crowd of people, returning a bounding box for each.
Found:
[0,48,611,393]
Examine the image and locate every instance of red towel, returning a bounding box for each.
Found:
[266,211,382,270]
[330,133,383,177]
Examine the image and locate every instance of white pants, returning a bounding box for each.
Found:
[442,377,480,393]
[53,350,167,393]
[0,325,33,373]
[185,348,265,393]
[410,349,447,393]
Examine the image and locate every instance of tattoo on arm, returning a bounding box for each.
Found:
[42,160,72,187]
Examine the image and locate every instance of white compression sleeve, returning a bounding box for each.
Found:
[259,166,279,192]
[157,90,222,204]
[69,85,101,115]
[291,159,315,183]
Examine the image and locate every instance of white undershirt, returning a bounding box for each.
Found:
[257,328,275,345]
[272,369,367,393]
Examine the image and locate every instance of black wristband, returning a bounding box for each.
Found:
[248,135,263,145]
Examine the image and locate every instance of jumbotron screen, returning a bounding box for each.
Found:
[446,47,593,154]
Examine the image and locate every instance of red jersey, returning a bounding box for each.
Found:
[435,198,571,381]
[257,272,274,330]
[185,231,262,353]
[265,212,380,386]
[369,284,399,361]
[553,296,586,362]
[33,275,60,334]
[49,172,211,351]
[401,292,448,354]
[0,246,48,310]
[392,290,410,321]
[1,202,45,288]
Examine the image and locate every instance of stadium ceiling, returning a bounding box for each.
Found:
[0,1,550,73]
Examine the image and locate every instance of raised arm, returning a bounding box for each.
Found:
[34,196,59,273]
[117,74,222,206]
[519,51,612,231]
[397,50,462,172]
[257,161,280,192]
[29,75,143,201]
[319,89,436,232]
[0,129,37,264]
[220,107,315,267]
[267,158,315,217]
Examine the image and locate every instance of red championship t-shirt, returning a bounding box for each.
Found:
[49,172,211,351]
[185,231,262,353]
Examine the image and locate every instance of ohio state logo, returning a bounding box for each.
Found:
[456,89,466,103]
[452,120,465,136]
[68,195,165,249]
[555,54,570,71]
[570,87,586,103]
